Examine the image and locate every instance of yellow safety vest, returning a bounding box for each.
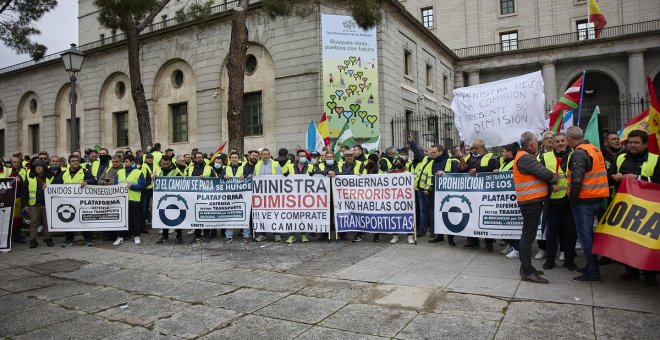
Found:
[414,156,430,189]
[615,153,659,178]
[225,165,245,177]
[338,160,365,174]
[117,168,142,202]
[423,158,458,190]
[27,175,54,205]
[142,164,154,189]
[62,168,85,184]
[0,166,10,178]
[378,157,393,174]
[499,159,514,171]
[542,152,569,199]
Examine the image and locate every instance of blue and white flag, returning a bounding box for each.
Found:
[306,121,325,153]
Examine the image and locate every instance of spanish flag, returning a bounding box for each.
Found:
[619,77,660,154]
[318,112,330,147]
[210,140,228,161]
[588,0,607,38]
[593,177,660,271]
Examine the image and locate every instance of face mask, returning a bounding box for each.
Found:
[400,156,408,161]
[311,159,318,165]
[471,152,480,158]
[299,157,308,164]
[326,160,334,166]
[214,163,222,170]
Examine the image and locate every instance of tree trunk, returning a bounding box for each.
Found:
[121,14,153,151]
[226,0,250,155]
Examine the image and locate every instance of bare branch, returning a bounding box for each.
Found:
[136,0,171,33]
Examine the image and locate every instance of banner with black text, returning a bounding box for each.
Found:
[332,173,415,234]
[0,178,17,252]
[46,185,128,232]
[152,177,253,229]
[252,175,331,233]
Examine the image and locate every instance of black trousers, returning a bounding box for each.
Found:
[546,203,577,262]
[519,202,544,275]
[65,231,92,242]
[162,229,182,239]
[127,201,141,238]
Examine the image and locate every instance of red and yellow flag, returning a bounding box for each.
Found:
[619,77,660,154]
[210,140,228,161]
[318,112,331,147]
[593,177,660,271]
[588,0,607,38]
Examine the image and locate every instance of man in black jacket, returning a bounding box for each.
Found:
[465,139,500,250]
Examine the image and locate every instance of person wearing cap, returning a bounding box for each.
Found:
[58,154,98,247]
[308,151,321,174]
[21,159,55,248]
[337,149,365,175]
[140,153,155,234]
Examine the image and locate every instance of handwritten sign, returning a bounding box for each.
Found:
[451,71,545,146]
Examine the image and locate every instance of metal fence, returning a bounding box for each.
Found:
[391,108,460,149]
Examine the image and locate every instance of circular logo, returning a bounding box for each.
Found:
[157,194,188,227]
[56,204,76,223]
[439,195,473,233]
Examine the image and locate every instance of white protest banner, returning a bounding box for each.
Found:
[46,185,128,232]
[0,178,17,252]
[451,70,545,146]
[332,173,415,234]
[434,172,541,239]
[152,177,252,229]
[252,175,330,233]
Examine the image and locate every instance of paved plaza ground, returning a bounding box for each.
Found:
[1,232,659,339]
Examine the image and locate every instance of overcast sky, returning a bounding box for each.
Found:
[0,1,78,68]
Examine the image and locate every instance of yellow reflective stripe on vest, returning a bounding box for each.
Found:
[616,153,658,177]
[62,169,85,184]
[225,165,244,177]
[480,153,494,167]
[27,176,53,205]
[543,152,568,199]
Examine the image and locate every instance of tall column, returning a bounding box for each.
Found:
[541,61,557,104]
[454,71,464,88]
[467,70,480,86]
[627,50,645,98]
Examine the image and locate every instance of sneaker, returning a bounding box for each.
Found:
[463,242,479,249]
[301,235,309,243]
[501,245,513,255]
[390,235,399,244]
[575,241,582,250]
[563,261,578,271]
[37,225,43,233]
[113,237,124,246]
[203,236,211,243]
[243,238,251,243]
[286,236,296,244]
[29,239,38,248]
[448,240,456,247]
[158,229,163,234]
[428,236,444,243]
[274,235,282,242]
[189,237,201,244]
[224,238,233,244]
[535,249,547,260]
[86,241,93,247]
[134,237,141,245]
[559,252,565,261]
[373,234,380,242]
[255,235,267,242]
[156,238,169,244]
[45,238,54,247]
[505,250,519,259]
[352,236,362,242]
[407,235,414,244]
[62,241,74,248]
[187,230,195,235]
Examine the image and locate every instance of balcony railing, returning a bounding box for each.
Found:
[0,0,239,75]
[453,19,660,58]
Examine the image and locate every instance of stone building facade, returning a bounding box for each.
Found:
[402,0,660,132]
[0,0,456,158]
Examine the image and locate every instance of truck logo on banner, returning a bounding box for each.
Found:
[156,194,189,227]
[56,204,77,223]
[439,195,472,233]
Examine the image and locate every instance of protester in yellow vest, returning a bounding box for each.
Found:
[113,154,146,246]
[513,131,556,284]
[422,145,459,246]
[140,153,156,234]
[222,151,252,243]
[58,154,98,247]
[497,143,522,259]
[464,139,500,250]
[538,133,578,272]
[566,126,609,282]
[610,129,660,286]
[21,160,55,248]
[155,156,185,245]
[189,151,216,243]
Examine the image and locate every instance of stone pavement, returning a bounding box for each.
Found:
[1,233,659,339]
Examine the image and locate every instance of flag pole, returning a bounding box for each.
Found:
[577,70,586,126]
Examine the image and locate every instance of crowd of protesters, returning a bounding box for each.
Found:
[4,127,658,286]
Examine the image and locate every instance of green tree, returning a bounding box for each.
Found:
[94,0,171,150]
[227,0,383,154]
[0,0,58,60]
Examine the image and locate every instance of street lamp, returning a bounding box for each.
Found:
[60,43,85,153]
